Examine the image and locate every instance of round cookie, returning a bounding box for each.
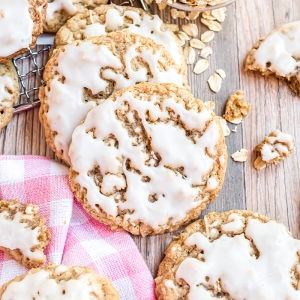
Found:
[69,83,227,236]
[155,210,300,299]
[0,61,19,131]
[39,31,189,164]
[0,0,47,63]
[245,20,300,96]
[0,263,120,299]
[44,0,108,33]
[54,4,186,73]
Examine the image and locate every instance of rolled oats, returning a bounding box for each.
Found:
[189,11,200,21]
[178,31,190,41]
[208,73,222,93]
[182,24,198,37]
[157,2,167,10]
[200,46,213,58]
[201,31,215,43]
[201,18,222,31]
[216,69,226,78]
[171,9,178,19]
[231,149,248,162]
[218,117,230,137]
[193,59,209,74]
[211,8,226,22]
[190,38,205,49]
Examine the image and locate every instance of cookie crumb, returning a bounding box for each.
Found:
[231,149,248,162]
[254,129,295,170]
[223,90,250,124]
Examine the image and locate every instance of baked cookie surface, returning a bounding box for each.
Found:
[54,4,186,72]
[0,199,50,268]
[0,61,19,131]
[39,31,188,164]
[69,83,227,236]
[155,210,300,299]
[44,0,108,33]
[245,20,300,96]
[0,0,47,63]
[0,263,119,299]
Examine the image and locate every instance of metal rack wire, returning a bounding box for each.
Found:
[12,46,52,114]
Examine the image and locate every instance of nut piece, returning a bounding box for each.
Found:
[201,31,215,43]
[218,117,230,137]
[211,8,226,22]
[193,59,209,74]
[223,90,250,124]
[201,18,222,31]
[190,38,205,49]
[208,73,222,93]
[232,149,248,162]
[216,69,226,78]
[254,129,295,170]
[200,46,213,58]
[171,9,178,19]
[182,24,198,37]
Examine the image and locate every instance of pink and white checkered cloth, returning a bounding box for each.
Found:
[0,156,155,300]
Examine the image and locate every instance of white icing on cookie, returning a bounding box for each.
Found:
[176,217,300,299]
[221,213,245,232]
[0,211,44,260]
[83,7,183,67]
[0,74,14,109]
[45,39,186,163]
[69,90,221,229]
[46,0,78,22]
[0,0,34,57]
[254,20,300,78]
[1,269,100,299]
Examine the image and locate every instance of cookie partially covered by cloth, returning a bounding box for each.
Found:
[69,83,227,236]
[155,210,300,299]
[54,4,186,73]
[0,0,47,63]
[0,263,120,299]
[0,199,50,268]
[44,0,108,33]
[39,31,189,164]
[245,20,300,96]
[0,61,19,130]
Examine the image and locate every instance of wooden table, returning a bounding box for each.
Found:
[1,0,299,278]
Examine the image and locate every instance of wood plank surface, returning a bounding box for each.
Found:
[1,0,300,279]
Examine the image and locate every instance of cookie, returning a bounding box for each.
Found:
[0,0,47,63]
[0,199,50,268]
[155,210,300,299]
[162,0,225,8]
[39,31,189,164]
[254,129,295,170]
[0,263,120,299]
[245,20,300,96]
[0,61,19,131]
[54,4,186,73]
[44,0,108,33]
[69,83,227,236]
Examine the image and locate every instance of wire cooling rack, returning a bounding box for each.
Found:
[12,46,52,114]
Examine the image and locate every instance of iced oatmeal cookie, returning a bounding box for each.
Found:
[0,61,19,130]
[39,31,188,164]
[155,210,300,299]
[245,20,300,96]
[0,0,47,63]
[69,83,227,236]
[0,263,119,299]
[44,0,108,33]
[54,4,186,73]
[0,199,50,268]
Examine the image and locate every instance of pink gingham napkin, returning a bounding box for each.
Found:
[0,156,155,300]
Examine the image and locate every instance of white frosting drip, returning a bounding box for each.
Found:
[0,211,44,260]
[254,21,300,78]
[0,0,34,57]
[221,213,245,232]
[1,268,101,299]
[0,74,14,109]
[46,0,78,22]
[69,90,220,229]
[176,216,300,299]
[83,7,183,67]
[45,39,185,163]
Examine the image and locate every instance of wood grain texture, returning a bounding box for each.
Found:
[0,0,299,278]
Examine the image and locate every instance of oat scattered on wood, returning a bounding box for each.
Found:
[190,38,205,49]
[164,23,179,32]
[202,11,216,20]
[157,2,167,10]
[178,31,190,41]
[216,69,226,78]
[187,46,196,64]
[178,11,185,19]
[200,46,213,58]
[211,8,226,22]
[254,129,295,170]
[218,117,230,137]
[223,90,250,124]
[182,24,198,37]
[208,73,222,93]
[201,31,215,43]
[232,149,248,162]
[171,9,178,19]
[193,59,209,74]
[189,11,200,21]
[201,18,222,31]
